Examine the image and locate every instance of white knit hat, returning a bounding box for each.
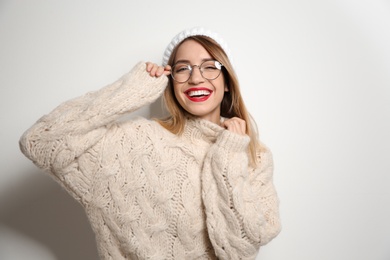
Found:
[162,27,233,67]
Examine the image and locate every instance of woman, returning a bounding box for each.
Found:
[19,27,281,260]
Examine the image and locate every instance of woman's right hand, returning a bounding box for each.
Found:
[146,62,171,77]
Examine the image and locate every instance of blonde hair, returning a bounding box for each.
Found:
[157,36,263,166]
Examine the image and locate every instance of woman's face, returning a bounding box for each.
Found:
[172,39,228,124]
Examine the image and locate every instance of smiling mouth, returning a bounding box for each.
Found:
[186,89,211,97]
[184,88,213,102]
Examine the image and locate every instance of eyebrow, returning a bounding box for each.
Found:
[174,58,214,64]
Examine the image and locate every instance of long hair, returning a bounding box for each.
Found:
[157,35,263,166]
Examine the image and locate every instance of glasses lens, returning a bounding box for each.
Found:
[172,62,191,83]
[171,60,223,82]
[200,60,222,80]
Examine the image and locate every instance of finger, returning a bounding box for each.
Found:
[146,62,153,72]
[223,118,246,135]
[240,121,246,134]
[223,120,236,132]
[163,65,172,76]
[150,65,158,76]
[156,66,165,77]
[234,117,246,134]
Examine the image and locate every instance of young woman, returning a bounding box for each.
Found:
[19,27,281,260]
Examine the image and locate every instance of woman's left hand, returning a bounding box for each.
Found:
[222,117,247,136]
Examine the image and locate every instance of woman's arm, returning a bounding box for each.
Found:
[19,61,168,193]
[202,130,281,260]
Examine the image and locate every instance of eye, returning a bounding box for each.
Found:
[174,64,191,73]
[204,65,217,70]
[202,61,221,71]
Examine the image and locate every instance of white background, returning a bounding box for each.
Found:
[1,0,389,259]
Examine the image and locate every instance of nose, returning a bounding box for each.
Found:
[188,65,204,84]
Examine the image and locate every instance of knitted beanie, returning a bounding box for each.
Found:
[162,27,233,67]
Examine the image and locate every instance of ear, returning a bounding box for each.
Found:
[224,85,229,92]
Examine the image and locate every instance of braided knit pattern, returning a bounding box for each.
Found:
[19,62,280,260]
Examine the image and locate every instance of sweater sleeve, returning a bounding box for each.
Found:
[202,130,281,260]
[19,61,168,199]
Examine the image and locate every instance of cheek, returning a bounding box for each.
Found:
[216,77,227,93]
[173,84,186,106]
[218,75,227,91]
[173,84,181,98]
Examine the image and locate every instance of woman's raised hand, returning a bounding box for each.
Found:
[146,62,171,77]
[222,117,247,136]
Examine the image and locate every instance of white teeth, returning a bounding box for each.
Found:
[187,90,211,97]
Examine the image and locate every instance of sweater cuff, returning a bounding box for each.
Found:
[215,130,250,152]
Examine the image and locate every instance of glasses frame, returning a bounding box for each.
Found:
[171,59,224,83]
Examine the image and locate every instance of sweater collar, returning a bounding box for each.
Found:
[182,117,225,144]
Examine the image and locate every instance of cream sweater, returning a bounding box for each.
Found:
[19,62,281,260]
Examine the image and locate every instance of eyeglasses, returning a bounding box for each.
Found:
[171,60,223,83]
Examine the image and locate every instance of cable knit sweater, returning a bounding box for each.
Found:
[19,62,281,260]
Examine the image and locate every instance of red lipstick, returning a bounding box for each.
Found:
[184,88,213,102]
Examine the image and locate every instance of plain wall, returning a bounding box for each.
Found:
[1,0,389,259]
